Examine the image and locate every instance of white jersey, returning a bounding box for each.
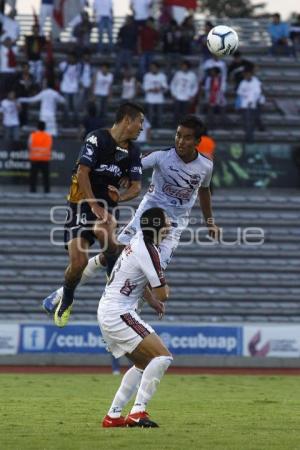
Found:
[93,70,113,96]
[59,62,80,94]
[141,148,213,225]
[143,72,168,104]
[121,77,136,100]
[19,88,65,119]
[170,70,198,101]
[0,99,20,126]
[99,232,165,314]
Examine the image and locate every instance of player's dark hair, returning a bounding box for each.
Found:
[178,115,206,141]
[37,120,46,131]
[115,102,145,123]
[140,208,167,242]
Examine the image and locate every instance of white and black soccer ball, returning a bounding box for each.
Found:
[207,25,239,57]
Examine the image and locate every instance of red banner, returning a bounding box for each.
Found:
[164,0,197,9]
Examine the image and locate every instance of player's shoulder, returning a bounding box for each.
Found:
[197,152,214,166]
[85,128,109,147]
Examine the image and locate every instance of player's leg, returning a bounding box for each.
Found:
[54,237,90,327]
[42,253,107,314]
[125,333,173,428]
[93,213,120,276]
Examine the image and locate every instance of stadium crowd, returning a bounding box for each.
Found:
[0,1,299,145]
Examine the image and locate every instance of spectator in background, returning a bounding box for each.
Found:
[137,17,159,80]
[72,10,93,53]
[143,61,168,128]
[237,68,262,142]
[0,37,18,92]
[130,0,153,27]
[59,53,81,125]
[121,66,138,100]
[197,21,214,60]
[114,15,137,78]
[179,15,195,55]
[196,126,215,160]
[28,120,52,193]
[204,67,226,129]
[92,62,114,118]
[25,24,46,86]
[0,8,20,44]
[162,19,181,69]
[80,101,105,140]
[79,51,93,109]
[39,0,54,35]
[267,13,290,56]
[19,80,66,136]
[170,60,198,124]
[93,0,113,53]
[228,51,254,90]
[0,89,20,141]
[202,54,227,88]
[14,62,36,126]
[290,14,300,56]
[136,115,151,148]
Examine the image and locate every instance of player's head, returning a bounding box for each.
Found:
[114,101,145,140]
[175,115,206,160]
[140,208,170,245]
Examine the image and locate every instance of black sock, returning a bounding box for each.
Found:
[62,283,76,307]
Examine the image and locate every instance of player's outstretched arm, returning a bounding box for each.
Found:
[198,187,220,240]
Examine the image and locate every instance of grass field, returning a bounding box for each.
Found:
[0,373,300,450]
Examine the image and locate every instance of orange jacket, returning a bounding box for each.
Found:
[29,130,53,162]
[196,135,216,160]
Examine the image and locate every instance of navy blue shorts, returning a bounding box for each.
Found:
[64,201,116,248]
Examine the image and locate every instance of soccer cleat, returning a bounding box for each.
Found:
[102,415,126,428]
[42,289,62,315]
[125,411,159,428]
[54,298,73,327]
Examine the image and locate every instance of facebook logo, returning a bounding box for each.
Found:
[23,327,46,351]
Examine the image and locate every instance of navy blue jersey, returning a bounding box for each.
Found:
[69,129,142,206]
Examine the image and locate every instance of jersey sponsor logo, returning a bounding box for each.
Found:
[131,166,142,174]
[95,164,122,177]
[85,144,94,156]
[162,183,193,200]
[116,146,128,154]
[120,279,138,296]
[86,135,98,145]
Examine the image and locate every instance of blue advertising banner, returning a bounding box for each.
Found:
[19,323,243,356]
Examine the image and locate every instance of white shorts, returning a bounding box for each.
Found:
[118,213,184,270]
[97,307,155,359]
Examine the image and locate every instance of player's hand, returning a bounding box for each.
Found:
[152,299,165,319]
[208,224,220,241]
[108,185,120,203]
[91,203,109,223]
[119,177,130,189]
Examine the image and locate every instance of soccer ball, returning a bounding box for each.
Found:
[207,25,239,57]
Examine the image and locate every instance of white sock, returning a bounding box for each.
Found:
[79,254,105,285]
[108,366,143,418]
[130,356,173,414]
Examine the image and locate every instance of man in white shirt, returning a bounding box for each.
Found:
[0,90,20,141]
[19,81,66,136]
[92,62,114,117]
[170,60,198,124]
[130,0,152,26]
[100,207,172,428]
[59,53,81,125]
[143,62,168,128]
[0,9,20,44]
[93,0,113,52]
[237,68,263,142]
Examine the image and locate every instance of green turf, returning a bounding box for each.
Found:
[0,373,299,450]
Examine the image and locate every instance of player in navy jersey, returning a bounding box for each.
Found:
[53,102,144,327]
